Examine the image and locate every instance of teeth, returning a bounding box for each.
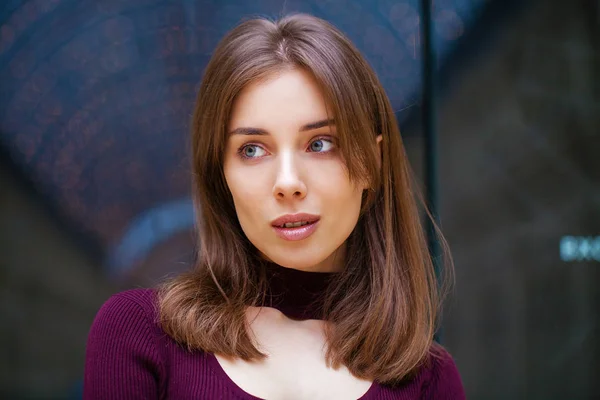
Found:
[282,221,310,228]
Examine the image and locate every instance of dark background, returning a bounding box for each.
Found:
[0,0,598,398]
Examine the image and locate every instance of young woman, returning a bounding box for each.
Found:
[84,13,465,399]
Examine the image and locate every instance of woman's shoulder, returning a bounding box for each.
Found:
[419,342,466,399]
[85,288,168,396]
[107,287,158,311]
[427,342,460,371]
[96,288,158,320]
[88,288,161,344]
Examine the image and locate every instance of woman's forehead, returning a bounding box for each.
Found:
[228,69,332,132]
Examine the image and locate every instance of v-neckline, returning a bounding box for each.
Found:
[207,351,380,400]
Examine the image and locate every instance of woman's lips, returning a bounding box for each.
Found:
[272,220,319,241]
[270,213,320,241]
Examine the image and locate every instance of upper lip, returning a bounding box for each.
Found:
[271,213,320,227]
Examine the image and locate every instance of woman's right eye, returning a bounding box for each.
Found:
[239,144,267,159]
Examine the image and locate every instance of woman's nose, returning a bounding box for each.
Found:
[272,151,307,200]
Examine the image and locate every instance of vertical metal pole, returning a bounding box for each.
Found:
[419,0,442,343]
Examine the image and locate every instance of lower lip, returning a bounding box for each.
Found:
[272,220,319,241]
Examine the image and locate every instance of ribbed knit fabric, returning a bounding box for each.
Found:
[84,266,465,399]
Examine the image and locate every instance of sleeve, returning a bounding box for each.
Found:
[422,345,467,400]
[83,292,163,399]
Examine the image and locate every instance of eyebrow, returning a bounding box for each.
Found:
[229,118,335,136]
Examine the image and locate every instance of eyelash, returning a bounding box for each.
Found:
[237,136,336,160]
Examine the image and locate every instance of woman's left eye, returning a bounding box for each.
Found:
[308,138,334,153]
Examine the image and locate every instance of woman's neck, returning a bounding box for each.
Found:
[260,261,338,320]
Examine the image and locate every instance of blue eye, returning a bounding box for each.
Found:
[309,138,334,152]
[240,144,267,159]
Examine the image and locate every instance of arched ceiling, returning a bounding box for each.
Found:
[0,0,490,271]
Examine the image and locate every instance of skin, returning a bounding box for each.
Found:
[224,68,368,273]
[215,306,375,399]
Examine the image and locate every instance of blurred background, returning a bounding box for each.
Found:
[0,0,598,398]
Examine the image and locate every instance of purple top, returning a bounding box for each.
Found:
[84,265,466,399]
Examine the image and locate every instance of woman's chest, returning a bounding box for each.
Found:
[164,308,379,399]
[213,315,375,399]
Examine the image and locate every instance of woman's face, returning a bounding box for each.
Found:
[223,69,368,273]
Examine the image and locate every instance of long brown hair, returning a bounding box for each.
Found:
[158,13,453,385]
